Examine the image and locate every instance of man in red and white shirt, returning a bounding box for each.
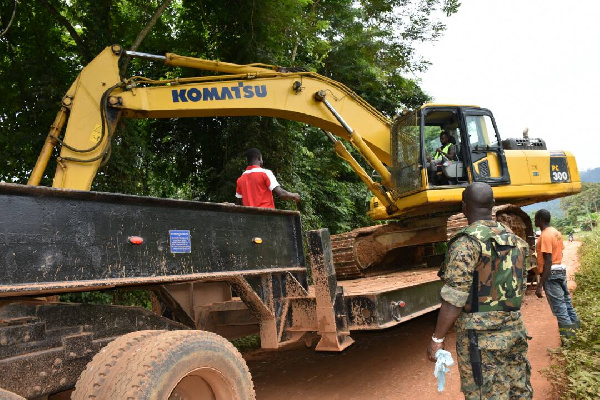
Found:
[235,148,300,208]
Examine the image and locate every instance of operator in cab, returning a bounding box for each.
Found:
[427,129,458,185]
[235,148,300,209]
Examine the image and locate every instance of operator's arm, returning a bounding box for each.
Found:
[447,144,457,161]
[536,252,552,298]
[273,186,301,204]
[427,235,480,361]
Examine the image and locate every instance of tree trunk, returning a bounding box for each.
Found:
[36,0,92,62]
[120,0,173,75]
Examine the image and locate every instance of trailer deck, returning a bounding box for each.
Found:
[339,268,442,330]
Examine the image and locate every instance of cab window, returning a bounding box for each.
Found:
[391,111,423,196]
[466,115,499,148]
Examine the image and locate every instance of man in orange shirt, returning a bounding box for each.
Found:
[534,209,579,339]
[235,148,300,208]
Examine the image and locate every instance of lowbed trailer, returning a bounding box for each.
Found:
[0,183,442,399]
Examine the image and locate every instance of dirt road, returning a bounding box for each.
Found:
[244,241,581,399]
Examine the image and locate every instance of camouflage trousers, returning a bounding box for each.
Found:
[455,311,533,400]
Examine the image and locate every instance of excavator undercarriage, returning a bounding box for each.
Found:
[332,204,535,280]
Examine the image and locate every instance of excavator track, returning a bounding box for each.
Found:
[331,222,448,280]
[331,225,381,279]
[332,204,534,280]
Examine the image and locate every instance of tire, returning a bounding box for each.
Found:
[106,330,255,400]
[72,330,166,400]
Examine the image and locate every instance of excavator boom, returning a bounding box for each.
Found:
[29,45,399,212]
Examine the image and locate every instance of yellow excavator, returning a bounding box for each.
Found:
[29,45,581,278]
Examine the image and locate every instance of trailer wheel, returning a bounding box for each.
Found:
[72,330,165,400]
[107,330,255,400]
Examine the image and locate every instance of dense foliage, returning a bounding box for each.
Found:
[552,183,600,233]
[544,230,600,399]
[1,0,459,233]
[60,289,153,309]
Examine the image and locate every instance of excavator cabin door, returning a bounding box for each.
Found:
[459,108,511,185]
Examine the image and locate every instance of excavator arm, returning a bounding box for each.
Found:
[29,45,398,211]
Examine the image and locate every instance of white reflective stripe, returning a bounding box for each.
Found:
[551,264,567,271]
[264,169,279,191]
[242,167,268,175]
[235,192,243,198]
[241,167,279,191]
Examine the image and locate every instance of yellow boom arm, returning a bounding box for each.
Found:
[29,45,398,210]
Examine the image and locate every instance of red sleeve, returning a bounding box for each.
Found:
[235,177,242,198]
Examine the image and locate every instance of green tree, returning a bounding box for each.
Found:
[560,183,600,231]
[1,0,459,233]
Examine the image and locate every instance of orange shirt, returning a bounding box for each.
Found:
[536,226,564,274]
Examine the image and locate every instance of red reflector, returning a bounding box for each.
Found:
[128,236,144,245]
[398,301,406,308]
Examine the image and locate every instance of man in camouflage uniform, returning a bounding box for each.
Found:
[427,182,533,399]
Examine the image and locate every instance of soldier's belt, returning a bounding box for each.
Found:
[457,310,523,331]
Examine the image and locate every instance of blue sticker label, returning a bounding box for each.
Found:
[169,230,191,253]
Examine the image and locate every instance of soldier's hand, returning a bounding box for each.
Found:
[427,340,444,362]
[535,286,543,298]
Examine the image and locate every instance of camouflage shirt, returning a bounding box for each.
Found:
[440,219,528,311]
[440,234,481,308]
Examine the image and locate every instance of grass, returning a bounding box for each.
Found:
[573,231,596,241]
[544,230,600,399]
[60,289,153,309]
[231,334,261,352]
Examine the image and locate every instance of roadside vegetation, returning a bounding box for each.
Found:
[529,183,600,236]
[60,289,152,309]
[232,334,262,352]
[554,183,600,234]
[544,229,600,399]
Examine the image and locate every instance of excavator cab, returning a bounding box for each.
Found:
[391,104,510,196]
